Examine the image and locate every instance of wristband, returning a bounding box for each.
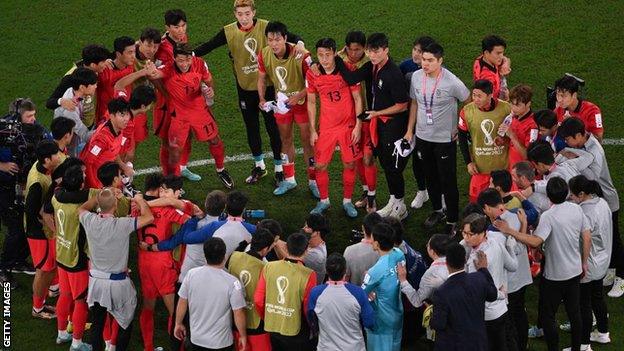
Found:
[57,98,63,106]
[147,244,153,252]
[297,40,305,47]
[356,112,368,121]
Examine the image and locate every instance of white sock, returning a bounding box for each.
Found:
[180,165,187,171]
[389,195,396,203]
[368,190,376,196]
[33,306,43,313]
[72,338,83,348]
[362,185,369,192]
[321,198,330,204]
[343,198,351,204]
[286,176,296,182]
[275,164,283,172]
[216,167,224,172]
[58,330,69,339]
[255,159,266,169]
[395,197,404,205]
[309,179,317,186]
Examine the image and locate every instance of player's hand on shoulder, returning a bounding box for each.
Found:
[60,98,77,111]
[138,241,150,251]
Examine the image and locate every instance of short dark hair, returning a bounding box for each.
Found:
[144,173,164,192]
[140,27,162,43]
[558,117,586,139]
[490,169,513,192]
[383,217,404,246]
[129,85,156,110]
[546,177,569,204]
[414,36,436,49]
[62,165,84,191]
[509,84,533,104]
[226,190,248,217]
[165,9,187,26]
[428,234,449,257]
[326,253,347,281]
[113,36,135,55]
[362,212,382,236]
[173,43,193,57]
[286,232,309,257]
[345,31,366,46]
[527,140,555,165]
[445,242,467,270]
[315,37,336,52]
[462,213,489,235]
[50,117,75,140]
[569,175,603,198]
[554,75,580,94]
[473,79,493,95]
[52,157,83,181]
[250,228,275,252]
[71,67,98,90]
[97,161,120,187]
[81,44,111,65]
[372,223,394,251]
[36,140,59,165]
[534,109,558,129]
[481,35,506,52]
[203,237,226,265]
[163,175,184,191]
[257,219,283,239]
[108,98,130,115]
[265,21,287,38]
[366,33,388,49]
[477,187,504,208]
[204,190,226,217]
[512,161,536,182]
[461,202,484,218]
[422,42,444,59]
[305,213,330,241]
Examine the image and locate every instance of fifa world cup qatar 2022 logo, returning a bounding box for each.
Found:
[276,276,289,304]
[243,38,258,63]
[275,66,288,91]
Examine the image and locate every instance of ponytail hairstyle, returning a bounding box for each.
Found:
[568,175,603,198]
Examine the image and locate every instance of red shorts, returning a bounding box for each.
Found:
[27,238,56,272]
[133,112,149,143]
[469,173,492,203]
[360,121,374,156]
[274,103,309,125]
[168,116,219,148]
[153,97,170,140]
[234,330,270,351]
[315,128,362,165]
[58,267,89,300]
[138,258,178,299]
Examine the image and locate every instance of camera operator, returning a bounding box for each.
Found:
[0,98,51,285]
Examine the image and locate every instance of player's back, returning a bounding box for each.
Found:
[137,205,188,261]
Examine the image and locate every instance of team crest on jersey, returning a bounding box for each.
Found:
[595,113,603,128]
[90,145,102,156]
[529,129,539,142]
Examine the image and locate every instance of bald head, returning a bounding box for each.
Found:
[98,188,117,214]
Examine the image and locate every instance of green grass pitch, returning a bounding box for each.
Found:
[0,0,623,350]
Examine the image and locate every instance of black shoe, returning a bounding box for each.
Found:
[245,166,267,184]
[11,261,35,275]
[424,211,446,228]
[217,169,234,189]
[354,191,368,208]
[445,222,457,236]
[0,270,17,289]
[274,171,285,186]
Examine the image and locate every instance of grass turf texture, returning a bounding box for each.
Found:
[1,0,623,349]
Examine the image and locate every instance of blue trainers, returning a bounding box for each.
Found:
[273,180,297,195]
[56,332,72,345]
[70,342,93,351]
[528,325,544,338]
[181,168,202,181]
[309,182,320,198]
[311,201,330,214]
[343,202,358,218]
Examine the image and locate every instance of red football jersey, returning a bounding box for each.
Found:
[137,205,190,261]
[155,33,188,68]
[509,111,539,166]
[160,56,212,123]
[473,56,501,100]
[80,120,127,188]
[96,64,134,124]
[306,69,359,132]
[554,100,603,136]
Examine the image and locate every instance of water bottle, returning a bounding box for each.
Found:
[244,209,265,219]
[497,113,513,137]
[201,83,214,107]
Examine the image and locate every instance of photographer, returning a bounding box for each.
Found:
[0,98,51,285]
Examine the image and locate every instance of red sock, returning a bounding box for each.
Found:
[343,167,356,200]
[180,139,192,166]
[103,314,112,341]
[159,145,170,175]
[364,164,377,192]
[284,162,296,179]
[71,300,89,340]
[33,294,45,310]
[110,318,119,346]
[316,169,329,200]
[307,166,316,181]
[209,140,226,170]
[56,293,71,331]
[140,308,155,351]
[356,158,366,184]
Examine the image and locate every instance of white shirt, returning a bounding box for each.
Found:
[579,197,613,282]
[400,257,448,307]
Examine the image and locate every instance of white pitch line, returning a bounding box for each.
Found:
[134,139,624,176]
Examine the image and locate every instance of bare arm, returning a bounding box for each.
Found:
[494,219,544,248]
[367,102,408,119]
[78,191,99,215]
[233,308,247,350]
[134,194,154,229]
[257,71,268,106]
[405,98,418,141]
[173,298,188,340]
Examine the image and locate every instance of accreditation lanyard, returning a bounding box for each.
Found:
[422,70,444,125]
